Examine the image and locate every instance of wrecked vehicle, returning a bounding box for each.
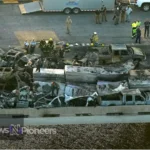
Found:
[100,89,147,106]
[33,81,65,107]
[128,69,150,91]
[90,44,146,65]
[33,68,65,82]
[35,92,100,109]
[1,86,33,108]
[96,80,128,96]
[17,54,41,67]
[65,60,135,83]
[65,83,96,100]
[3,49,24,67]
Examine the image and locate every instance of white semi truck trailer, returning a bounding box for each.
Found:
[19,0,116,14]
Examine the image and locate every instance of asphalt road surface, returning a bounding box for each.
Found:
[0,4,150,47]
[24,115,150,125]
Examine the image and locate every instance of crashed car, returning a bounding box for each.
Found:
[17,54,41,67]
[3,49,24,67]
[90,44,146,65]
[35,92,100,109]
[100,89,147,106]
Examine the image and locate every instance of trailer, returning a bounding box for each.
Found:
[19,0,115,14]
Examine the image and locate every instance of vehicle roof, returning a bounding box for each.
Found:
[129,69,150,76]
[110,44,127,51]
[121,89,141,95]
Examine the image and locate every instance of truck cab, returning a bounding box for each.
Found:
[98,44,146,64]
[100,89,146,106]
[135,0,150,11]
[122,89,146,105]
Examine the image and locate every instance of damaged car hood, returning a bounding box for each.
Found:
[132,47,144,56]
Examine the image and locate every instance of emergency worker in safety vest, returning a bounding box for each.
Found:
[131,21,137,38]
[90,32,99,46]
[136,20,141,28]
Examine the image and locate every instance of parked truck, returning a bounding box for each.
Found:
[19,0,116,14]
[134,0,150,11]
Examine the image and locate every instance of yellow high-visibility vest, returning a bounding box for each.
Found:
[136,21,141,27]
[132,23,136,28]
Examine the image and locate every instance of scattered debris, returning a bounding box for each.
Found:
[0,44,148,108]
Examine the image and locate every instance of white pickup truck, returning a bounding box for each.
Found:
[134,0,150,11]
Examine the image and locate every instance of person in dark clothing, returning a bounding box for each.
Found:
[101,5,107,22]
[114,7,120,25]
[30,39,36,54]
[51,82,60,97]
[135,27,141,44]
[59,48,65,58]
[39,39,46,52]
[36,58,42,72]
[144,19,150,38]
[121,8,126,23]
[95,9,101,24]
[72,54,80,65]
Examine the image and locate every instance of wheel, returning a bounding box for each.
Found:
[142,3,150,11]
[64,8,72,14]
[72,8,80,14]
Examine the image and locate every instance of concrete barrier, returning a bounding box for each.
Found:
[1,106,150,117]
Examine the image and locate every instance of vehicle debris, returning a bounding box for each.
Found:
[0,43,148,108]
[96,80,128,95]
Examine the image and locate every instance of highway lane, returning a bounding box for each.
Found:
[0,4,149,47]
[24,115,150,125]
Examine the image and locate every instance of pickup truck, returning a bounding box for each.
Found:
[134,0,150,11]
[100,89,150,106]
[93,44,146,64]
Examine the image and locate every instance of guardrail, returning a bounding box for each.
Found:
[1,106,150,117]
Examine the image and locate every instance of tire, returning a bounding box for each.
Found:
[142,3,150,11]
[72,8,80,14]
[64,8,72,14]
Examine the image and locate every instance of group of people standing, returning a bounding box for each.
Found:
[95,5,107,24]
[24,39,37,54]
[113,4,132,25]
[131,19,150,44]
[39,38,54,56]
[94,3,133,25]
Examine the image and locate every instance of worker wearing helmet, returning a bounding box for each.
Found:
[90,32,99,46]
[90,43,94,46]
[48,38,54,50]
[63,42,70,52]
